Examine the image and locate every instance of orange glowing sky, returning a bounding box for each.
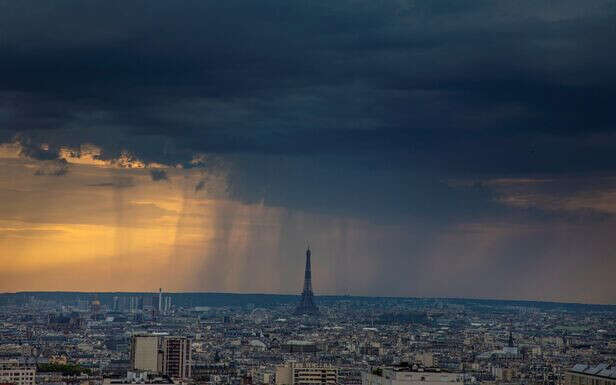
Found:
[0,145,379,294]
[1,143,616,304]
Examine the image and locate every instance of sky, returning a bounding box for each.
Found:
[1,0,616,304]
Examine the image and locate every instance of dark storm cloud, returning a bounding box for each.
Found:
[149,169,168,182]
[1,0,616,212]
[87,177,135,189]
[33,159,69,176]
[12,136,71,176]
[195,180,206,192]
[221,153,508,224]
[16,138,61,161]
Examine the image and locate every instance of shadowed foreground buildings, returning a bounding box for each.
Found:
[281,339,318,353]
[103,371,174,385]
[1,292,615,385]
[362,366,464,385]
[565,364,616,385]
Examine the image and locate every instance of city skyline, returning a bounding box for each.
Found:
[1,1,616,304]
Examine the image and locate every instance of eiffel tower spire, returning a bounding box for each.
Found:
[296,245,319,315]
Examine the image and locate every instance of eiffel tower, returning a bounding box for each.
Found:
[295,245,319,315]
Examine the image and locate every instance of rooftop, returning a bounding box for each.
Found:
[570,364,616,379]
[284,340,315,346]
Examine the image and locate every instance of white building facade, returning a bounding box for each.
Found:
[0,360,36,385]
[276,363,338,385]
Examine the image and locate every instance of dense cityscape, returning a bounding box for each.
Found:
[1,248,615,385]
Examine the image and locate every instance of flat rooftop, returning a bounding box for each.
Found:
[569,364,616,379]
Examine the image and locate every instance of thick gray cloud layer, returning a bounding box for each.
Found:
[1,1,614,214]
[1,0,615,167]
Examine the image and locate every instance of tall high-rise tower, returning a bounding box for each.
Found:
[158,288,162,313]
[295,246,319,315]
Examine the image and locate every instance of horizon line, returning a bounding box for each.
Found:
[2,290,615,307]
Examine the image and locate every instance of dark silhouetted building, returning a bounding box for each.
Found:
[295,246,319,315]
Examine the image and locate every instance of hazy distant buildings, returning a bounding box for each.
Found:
[281,339,318,353]
[112,296,144,313]
[476,331,519,359]
[502,331,518,355]
[414,352,435,368]
[131,335,191,379]
[158,288,163,314]
[164,296,172,314]
[339,368,363,385]
[251,366,275,385]
[359,342,383,357]
[276,362,338,385]
[90,295,102,317]
[47,312,83,331]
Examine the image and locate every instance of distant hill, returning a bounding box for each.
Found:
[1,291,615,312]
